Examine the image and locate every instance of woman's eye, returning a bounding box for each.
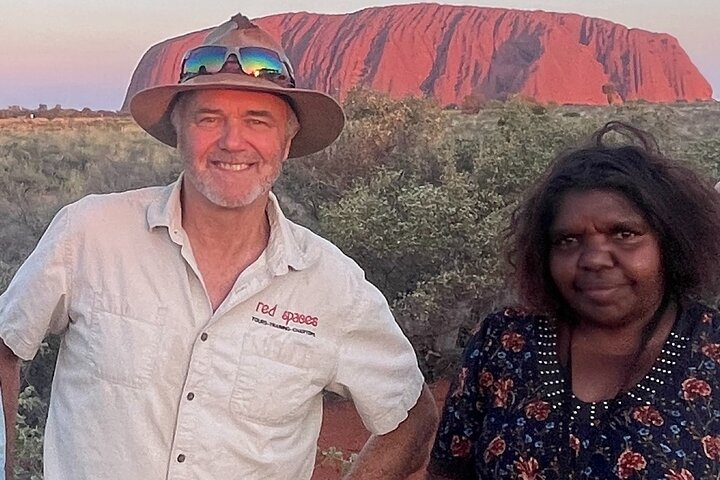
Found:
[615,230,637,240]
[553,236,577,247]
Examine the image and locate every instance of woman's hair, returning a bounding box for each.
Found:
[506,121,720,314]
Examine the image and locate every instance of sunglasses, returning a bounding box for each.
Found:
[179,46,296,88]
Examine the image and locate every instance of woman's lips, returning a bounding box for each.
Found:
[574,282,628,303]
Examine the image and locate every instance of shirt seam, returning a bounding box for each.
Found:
[333,289,366,381]
[347,283,423,434]
[63,203,74,304]
[0,330,35,361]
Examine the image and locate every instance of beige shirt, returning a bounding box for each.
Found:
[0,179,424,480]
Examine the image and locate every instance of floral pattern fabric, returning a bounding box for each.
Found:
[428,301,720,479]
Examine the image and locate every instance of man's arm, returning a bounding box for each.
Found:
[0,340,20,479]
[343,384,438,479]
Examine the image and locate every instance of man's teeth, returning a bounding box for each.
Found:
[216,162,251,171]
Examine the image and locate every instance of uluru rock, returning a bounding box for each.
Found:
[122,4,712,109]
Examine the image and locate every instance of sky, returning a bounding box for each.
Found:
[2,0,718,110]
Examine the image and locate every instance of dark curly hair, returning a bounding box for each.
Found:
[506,121,720,314]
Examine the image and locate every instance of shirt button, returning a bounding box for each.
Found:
[177,454,186,463]
[186,392,195,401]
[200,332,208,341]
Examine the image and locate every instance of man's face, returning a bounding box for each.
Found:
[175,89,293,209]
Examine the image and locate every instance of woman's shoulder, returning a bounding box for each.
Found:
[466,306,550,349]
[688,300,720,317]
[678,300,720,362]
[683,300,720,336]
[475,306,549,332]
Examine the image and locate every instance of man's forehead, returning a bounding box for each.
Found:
[181,89,291,114]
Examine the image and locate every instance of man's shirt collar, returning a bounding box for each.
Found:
[146,173,183,232]
[146,174,312,273]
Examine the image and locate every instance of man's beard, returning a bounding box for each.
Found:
[185,152,281,209]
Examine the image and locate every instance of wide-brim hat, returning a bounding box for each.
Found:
[130,14,345,158]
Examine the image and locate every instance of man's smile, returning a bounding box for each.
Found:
[212,161,253,172]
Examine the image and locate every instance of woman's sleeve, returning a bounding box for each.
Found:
[426,317,494,480]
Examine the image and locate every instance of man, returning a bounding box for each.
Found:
[0,14,437,480]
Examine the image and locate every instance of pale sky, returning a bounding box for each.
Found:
[2,0,718,109]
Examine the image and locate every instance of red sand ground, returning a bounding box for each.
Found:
[312,379,451,479]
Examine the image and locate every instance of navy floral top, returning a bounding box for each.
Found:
[428,301,720,479]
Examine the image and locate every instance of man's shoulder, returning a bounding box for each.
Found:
[67,185,169,219]
[59,184,172,239]
[278,218,388,312]
[284,219,365,276]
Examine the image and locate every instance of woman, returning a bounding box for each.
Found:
[427,122,720,479]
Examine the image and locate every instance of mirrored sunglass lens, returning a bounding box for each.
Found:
[183,46,228,75]
[238,47,286,77]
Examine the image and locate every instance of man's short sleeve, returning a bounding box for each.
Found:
[327,282,424,435]
[0,206,73,360]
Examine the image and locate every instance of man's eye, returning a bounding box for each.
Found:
[249,119,268,126]
[198,116,219,125]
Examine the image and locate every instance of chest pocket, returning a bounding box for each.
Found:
[86,291,167,388]
[230,333,334,426]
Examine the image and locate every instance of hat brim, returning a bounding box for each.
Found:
[129,73,345,158]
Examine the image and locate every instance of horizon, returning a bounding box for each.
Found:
[3,0,718,110]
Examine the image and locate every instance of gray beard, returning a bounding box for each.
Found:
[185,168,278,209]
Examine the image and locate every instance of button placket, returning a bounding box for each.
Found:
[168,323,214,478]
[169,263,275,478]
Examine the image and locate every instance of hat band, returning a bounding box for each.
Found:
[180,45,296,88]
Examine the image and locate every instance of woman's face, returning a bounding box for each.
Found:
[548,189,665,328]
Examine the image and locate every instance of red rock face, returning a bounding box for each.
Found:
[122,4,712,109]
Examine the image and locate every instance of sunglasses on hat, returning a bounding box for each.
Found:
[179,46,296,88]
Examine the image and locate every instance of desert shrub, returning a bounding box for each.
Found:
[14,386,44,480]
[278,88,449,211]
[319,447,357,475]
[460,94,486,114]
[316,98,588,377]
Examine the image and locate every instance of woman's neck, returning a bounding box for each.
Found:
[559,301,678,402]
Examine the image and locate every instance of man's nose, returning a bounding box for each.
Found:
[218,119,248,151]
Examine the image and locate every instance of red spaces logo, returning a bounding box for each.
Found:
[253,302,319,336]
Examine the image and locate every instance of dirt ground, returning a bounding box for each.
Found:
[312,379,451,479]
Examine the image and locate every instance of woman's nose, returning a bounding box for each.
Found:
[577,236,614,270]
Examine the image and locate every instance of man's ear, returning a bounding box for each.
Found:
[281,140,292,163]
